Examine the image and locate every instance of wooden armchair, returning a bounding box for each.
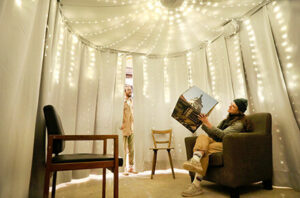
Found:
[43,105,123,198]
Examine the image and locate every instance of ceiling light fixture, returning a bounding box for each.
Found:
[160,0,184,9]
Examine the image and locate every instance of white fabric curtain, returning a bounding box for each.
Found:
[239,4,300,190]
[132,37,247,171]
[132,1,299,190]
[1,0,299,196]
[41,0,299,190]
[0,0,50,197]
[267,0,300,129]
[93,52,126,171]
[266,1,300,189]
[133,55,190,171]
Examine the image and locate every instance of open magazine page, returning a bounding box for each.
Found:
[172,86,218,133]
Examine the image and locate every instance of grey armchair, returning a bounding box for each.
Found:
[185,113,273,198]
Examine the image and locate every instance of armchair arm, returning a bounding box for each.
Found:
[222,132,272,175]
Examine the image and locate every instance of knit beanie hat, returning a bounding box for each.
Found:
[233,98,248,113]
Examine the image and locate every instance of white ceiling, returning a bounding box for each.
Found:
[61,0,265,56]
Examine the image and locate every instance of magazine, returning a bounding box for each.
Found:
[171,86,218,133]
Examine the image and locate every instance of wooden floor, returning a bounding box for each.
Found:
[53,170,300,198]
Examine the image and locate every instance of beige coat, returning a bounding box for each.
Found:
[122,98,133,136]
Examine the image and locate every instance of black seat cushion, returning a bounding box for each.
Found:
[52,153,123,166]
[209,152,224,167]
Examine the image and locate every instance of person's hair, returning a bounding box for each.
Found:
[124,85,132,92]
[226,113,253,132]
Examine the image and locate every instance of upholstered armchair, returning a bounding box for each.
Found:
[184,113,273,198]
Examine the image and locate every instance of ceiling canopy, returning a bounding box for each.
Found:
[60,0,265,56]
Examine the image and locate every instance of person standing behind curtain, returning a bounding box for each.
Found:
[120,85,138,175]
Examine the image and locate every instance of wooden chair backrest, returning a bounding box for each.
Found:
[151,129,172,148]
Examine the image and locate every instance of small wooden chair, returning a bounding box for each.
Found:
[150,129,175,179]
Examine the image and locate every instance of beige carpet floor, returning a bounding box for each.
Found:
[53,170,300,198]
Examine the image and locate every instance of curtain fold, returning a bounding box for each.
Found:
[94,51,118,158]
[225,34,248,99]
[112,53,127,158]
[0,0,50,197]
[239,6,300,190]
[266,1,300,128]
[39,10,125,184]
[204,36,238,124]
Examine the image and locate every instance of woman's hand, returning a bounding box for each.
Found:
[198,113,213,129]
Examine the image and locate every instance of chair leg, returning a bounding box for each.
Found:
[43,168,51,198]
[230,187,240,198]
[51,171,57,198]
[167,149,175,179]
[263,179,273,190]
[102,168,106,198]
[113,165,119,198]
[151,150,157,179]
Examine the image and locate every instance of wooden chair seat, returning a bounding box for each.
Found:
[149,147,174,150]
[52,154,123,165]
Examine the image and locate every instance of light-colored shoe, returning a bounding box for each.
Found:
[181,183,203,197]
[128,167,138,174]
[183,158,203,173]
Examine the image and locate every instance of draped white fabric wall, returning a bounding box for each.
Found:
[239,5,300,190]
[41,10,126,184]
[44,0,299,189]
[267,1,300,189]
[132,2,300,190]
[1,0,299,196]
[132,40,247,171]
[0,0,49,197]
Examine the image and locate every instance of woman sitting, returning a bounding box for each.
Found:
[182,98,252,197]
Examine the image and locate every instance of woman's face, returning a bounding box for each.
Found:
[228,102,240,114]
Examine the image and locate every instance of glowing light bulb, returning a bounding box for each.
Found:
[281,26,287,31]
[276,13,282,19]
[16,0,22,6]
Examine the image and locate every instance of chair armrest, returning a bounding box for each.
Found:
[222,132,272,171]
[49,134,118,141]
[47,135,119,164]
